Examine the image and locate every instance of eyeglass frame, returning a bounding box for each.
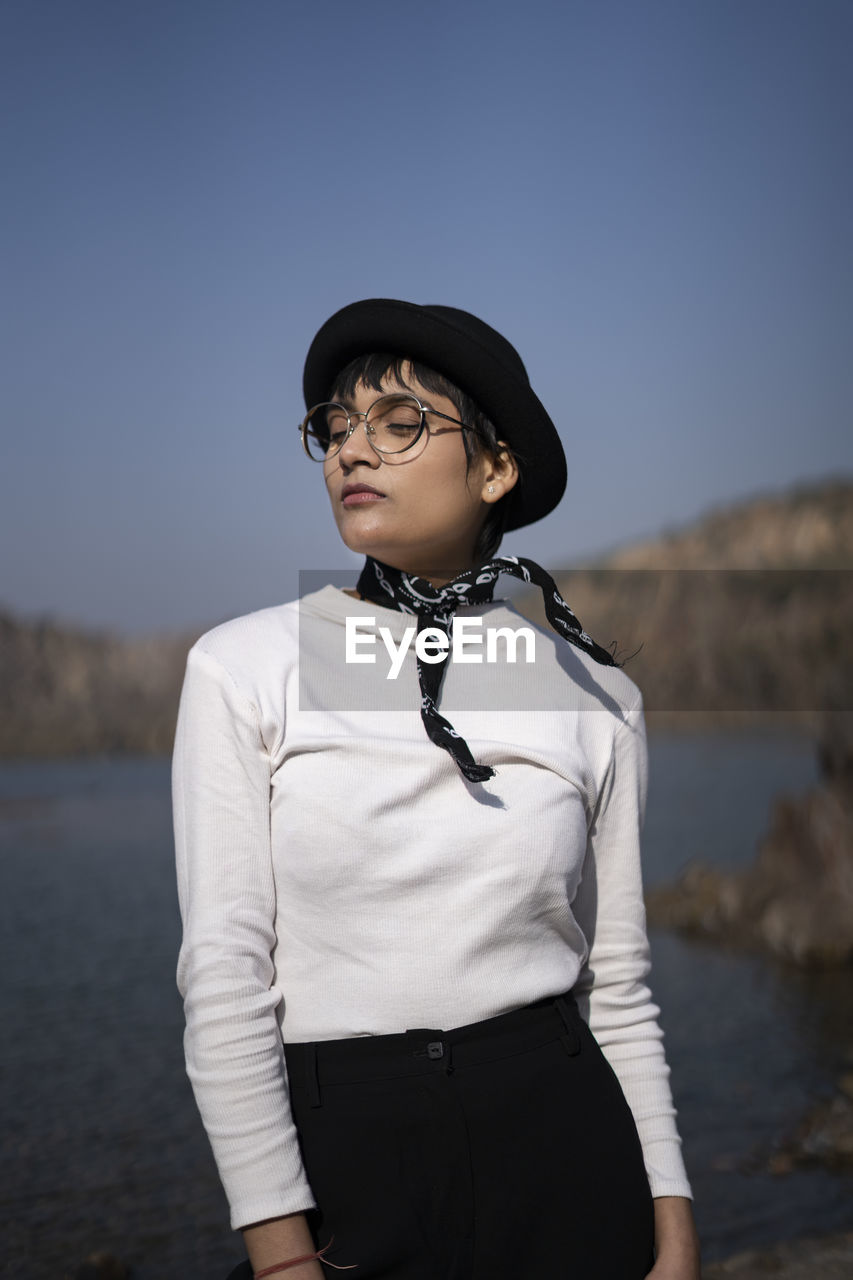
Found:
[298,392,488,461]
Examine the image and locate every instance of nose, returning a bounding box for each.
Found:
[335,414,380,470]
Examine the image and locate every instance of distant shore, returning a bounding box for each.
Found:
[2,478,850,758]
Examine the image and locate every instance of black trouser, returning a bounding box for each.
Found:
[227,991,655,1279]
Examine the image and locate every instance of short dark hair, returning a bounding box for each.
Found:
[329,353,514,562]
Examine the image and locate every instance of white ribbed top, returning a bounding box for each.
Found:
[173,585,692,1229]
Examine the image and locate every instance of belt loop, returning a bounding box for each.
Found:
[444,1040,455,1076]
[305,1042,322,1108]
[554,994,581,1057]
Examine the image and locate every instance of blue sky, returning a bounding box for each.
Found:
[2,0,851,631]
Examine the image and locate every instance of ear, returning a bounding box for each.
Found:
[481,442,520,504]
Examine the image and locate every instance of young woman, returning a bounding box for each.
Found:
[173,299,701,1280]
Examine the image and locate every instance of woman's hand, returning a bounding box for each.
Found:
[646,1196,702,1279]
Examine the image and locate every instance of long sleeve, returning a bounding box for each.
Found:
[571,694,693,1200]
[173,643,316,1229]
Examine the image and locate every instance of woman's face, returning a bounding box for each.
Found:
[322,367,510,583]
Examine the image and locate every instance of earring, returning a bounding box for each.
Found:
[488,485,495,495]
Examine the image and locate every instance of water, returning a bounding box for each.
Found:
[1,734,851,1278]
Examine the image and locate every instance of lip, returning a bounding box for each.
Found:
[341,484,386,506]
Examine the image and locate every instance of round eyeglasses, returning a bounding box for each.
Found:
[298,392,475,462]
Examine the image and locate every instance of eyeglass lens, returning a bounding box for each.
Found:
[303,394,424,460]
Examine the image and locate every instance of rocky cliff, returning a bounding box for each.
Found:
[517,477,853,721]
[0,614,197,757]
[602,477,853,570]
[645,709,853,966]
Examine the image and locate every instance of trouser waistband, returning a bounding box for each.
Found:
[283,990,582,1107]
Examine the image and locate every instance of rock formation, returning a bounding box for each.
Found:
[703,1231,853,1280]
[517,478,853,722]
[645,710,853,966]
[0,612,196,757]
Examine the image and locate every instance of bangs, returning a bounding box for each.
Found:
[329,354,470,413]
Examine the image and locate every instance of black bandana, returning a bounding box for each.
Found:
[355,555,618,784]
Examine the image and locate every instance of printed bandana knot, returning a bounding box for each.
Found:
[355,556,617,784]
